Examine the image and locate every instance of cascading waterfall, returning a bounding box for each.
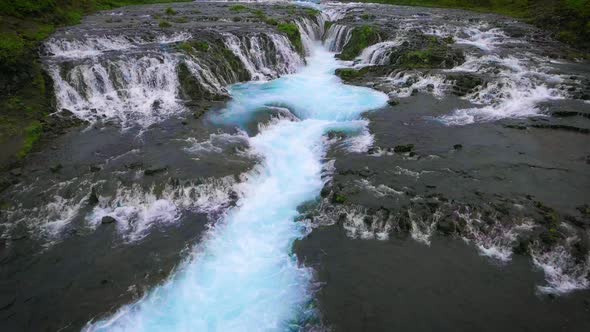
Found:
[323,24,352,52]
[45,29,308,127]
[84,38,388,331]
[49,54,182,128]
[356,39,404,66]
[294,15,325,54]
[222,33,304,81]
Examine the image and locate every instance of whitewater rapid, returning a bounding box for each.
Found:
[85,44,387,331]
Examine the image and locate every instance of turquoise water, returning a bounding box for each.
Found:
[85,44,387,331]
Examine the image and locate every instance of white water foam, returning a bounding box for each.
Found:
[356,39,404,66]
[440,54,565,125]
[88,177,237,242]
[531,236,590,294]
[222,32,304,80]
[49,54,183,128]
[456,209,535,262]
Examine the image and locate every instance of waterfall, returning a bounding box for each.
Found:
[222,32,304,81]
[294,15,325,54]
[357,39,404,65]
[45,29,308,127]
[48,54,183,128]
[324,24,352,52]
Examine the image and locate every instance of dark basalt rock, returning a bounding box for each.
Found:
[49,164,62,173]
[393,144,414,153]
[387,98,399,106]
[144,166,168,176]
[101,216,117,224]
[87,187,99,206]
[445,73,484,96]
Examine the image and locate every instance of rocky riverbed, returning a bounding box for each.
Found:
[0,1,589,331]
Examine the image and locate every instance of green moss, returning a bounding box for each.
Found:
[165,7,176,15]
[400,49,438,68]
[158,20,172,28]
[304,8,320,16]
[335,68,363,81]
[172,16,188,23]
[333,194,347,204]
[265,18,278,26]
[229,5,248,12]
[18,121,43,158]
[339,25,381,60]
[278,22,304,55]
[0,33,26,66]
[177,41,209,54]
[252,9,266,19]
[392,36,463,69]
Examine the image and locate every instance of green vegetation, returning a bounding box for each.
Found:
[277,22,304,55]
[158,20,172,28]
[333,194,347,204]
[177,41,209,53]
[0,0,192,165]
[165,7,176,15]
[229,5,248,12]
[387,35,464,69]
[338,25,381,60]
[18,121,42,158]
[334,68,369,81]
[355,0,590,49]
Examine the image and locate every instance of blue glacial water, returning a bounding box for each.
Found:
[85,44,387,331]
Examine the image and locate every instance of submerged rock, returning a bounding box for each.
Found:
[101,216,117,224]
[144,166,168,176]
[393,144,414,153]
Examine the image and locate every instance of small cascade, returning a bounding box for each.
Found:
[49,54,182,128]
[356,39,404,65]
[324,24,352,52]
[182,58,230,97]
[440,54,565,125]
[222,32,304,81]
[45,27,309,127]
[295,16,324,54]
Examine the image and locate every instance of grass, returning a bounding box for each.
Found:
[354,0,590,49]
[229,5,248,12]
[177,41,209,53]
[158,20,172,28]
[165,7,176,15]
[335,68,363,80]
[18,121,42,159]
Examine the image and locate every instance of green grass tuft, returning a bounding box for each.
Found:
[229,5,248,12]
[18,121,42,158]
